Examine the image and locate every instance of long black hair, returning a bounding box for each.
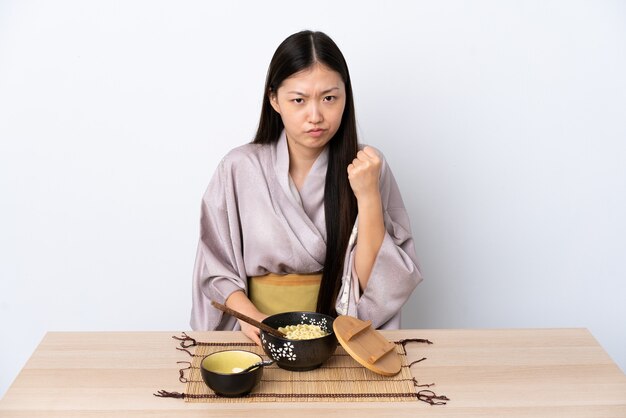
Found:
[252,30,358,316]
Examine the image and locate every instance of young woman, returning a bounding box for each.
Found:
[191,30,421,345]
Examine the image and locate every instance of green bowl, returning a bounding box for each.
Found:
[200,350,263,397]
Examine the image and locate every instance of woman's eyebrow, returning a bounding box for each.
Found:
[286,87,340,96]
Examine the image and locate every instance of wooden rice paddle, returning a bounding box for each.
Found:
[211,300,286,338]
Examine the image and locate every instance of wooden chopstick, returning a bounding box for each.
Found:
[211,300,286,338]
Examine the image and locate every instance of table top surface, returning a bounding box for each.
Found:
[1,328,625,417]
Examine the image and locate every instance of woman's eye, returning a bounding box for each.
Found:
[323,96,336,102]
[292,98,304,104]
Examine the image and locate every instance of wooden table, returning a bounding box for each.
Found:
[1,329,625,417]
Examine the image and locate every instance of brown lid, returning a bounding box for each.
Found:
[333,315,401,376]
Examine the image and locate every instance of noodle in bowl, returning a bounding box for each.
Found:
[260,311,337,371]
[277,324,329,340]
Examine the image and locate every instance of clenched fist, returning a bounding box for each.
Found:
[347,146,382,201]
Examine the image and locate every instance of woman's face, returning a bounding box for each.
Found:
[270,64,346,158]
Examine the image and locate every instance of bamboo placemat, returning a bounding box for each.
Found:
[155,333,449,404]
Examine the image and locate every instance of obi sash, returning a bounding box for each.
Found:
[249,273,322,315]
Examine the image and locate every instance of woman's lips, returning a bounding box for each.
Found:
[307,128,326,138]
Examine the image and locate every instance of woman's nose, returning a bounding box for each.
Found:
[307,103,323,124]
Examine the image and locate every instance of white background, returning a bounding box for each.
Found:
[1,0,625,398]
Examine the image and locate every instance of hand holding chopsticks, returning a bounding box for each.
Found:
[211,300,286,338]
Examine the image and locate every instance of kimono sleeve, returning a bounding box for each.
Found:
[190,159,247,331]
[345,156,423,329]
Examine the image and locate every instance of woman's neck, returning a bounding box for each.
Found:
[287,142,325,191]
